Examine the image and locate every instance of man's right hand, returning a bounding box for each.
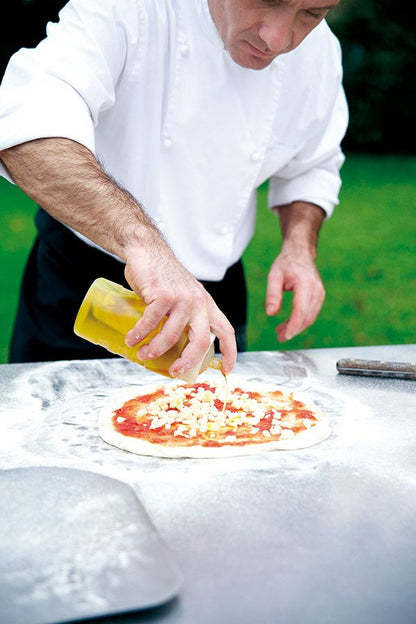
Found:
[124,244,236,378]
[0,137,237,376]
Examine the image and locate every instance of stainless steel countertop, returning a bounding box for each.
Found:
[1,344,415,624]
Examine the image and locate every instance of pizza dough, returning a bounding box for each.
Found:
[99,375,330,458]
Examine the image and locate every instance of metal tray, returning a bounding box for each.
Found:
[0,467,181,624]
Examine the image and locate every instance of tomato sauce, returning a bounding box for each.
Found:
[112,383,319,447]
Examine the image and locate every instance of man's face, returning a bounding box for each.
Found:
[208,0,340,70]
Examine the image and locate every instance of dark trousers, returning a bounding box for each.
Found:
[9,209,247,363]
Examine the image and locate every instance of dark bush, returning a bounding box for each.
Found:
[329,0,416,153]
[1,1,66,76]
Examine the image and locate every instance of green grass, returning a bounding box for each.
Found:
[244,154,416,351]
[0,176,37,362]
[0,154,415,363]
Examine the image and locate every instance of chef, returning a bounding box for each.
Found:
[0,0,348,378]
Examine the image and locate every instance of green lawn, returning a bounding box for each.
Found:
[244,154,416,351]
[0,154,415,363]
[0,176,37,362]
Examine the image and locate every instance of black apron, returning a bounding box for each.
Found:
[9,209,247,363]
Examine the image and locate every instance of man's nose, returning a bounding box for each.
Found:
[258,14,295,54]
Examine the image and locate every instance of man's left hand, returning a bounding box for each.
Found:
[265,249,325,342]
[265,201,326,342]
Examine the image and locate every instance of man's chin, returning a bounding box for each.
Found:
[228,44,276,70]
[229,52,274,70]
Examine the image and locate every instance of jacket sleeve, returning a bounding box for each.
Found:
[268,27,349,218]
[0,0,134,180]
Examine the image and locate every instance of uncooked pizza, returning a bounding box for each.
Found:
[99,375,330,458]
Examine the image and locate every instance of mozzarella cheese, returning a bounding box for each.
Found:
[133,381,317,440]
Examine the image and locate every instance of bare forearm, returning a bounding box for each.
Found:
[274,201,325,259]
[0,137,237,374]
[0,137,166,261]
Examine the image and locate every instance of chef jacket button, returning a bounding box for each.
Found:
[251,151,261,162]
[179,43,189,56]
[163,137,172,148]
[219,224,230,235]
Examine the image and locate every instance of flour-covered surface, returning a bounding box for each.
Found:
[0,348,416,624]
[0,467,181,624]
[0,355,372,475]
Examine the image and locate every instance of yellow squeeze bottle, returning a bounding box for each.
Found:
[74,277,221,382]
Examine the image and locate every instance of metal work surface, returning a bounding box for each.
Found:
[0,345,415,624]
[0,467,182,624]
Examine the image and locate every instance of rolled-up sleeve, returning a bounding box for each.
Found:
[0,0,129,180]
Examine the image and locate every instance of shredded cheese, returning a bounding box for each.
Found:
[128,379,319,444]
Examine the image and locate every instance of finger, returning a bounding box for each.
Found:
[168,332,213,378]
[206,297,237,374]
[169,303,237,377]
[277,289,309,342]
[211,320,237,375]
[168,306,214,378]
[137,306,190,362]
[265,267,284,316]
[276,319,290,343]
[125,298,170,347]
[277,280,325,342]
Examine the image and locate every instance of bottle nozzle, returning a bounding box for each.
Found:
[210,356,223,372]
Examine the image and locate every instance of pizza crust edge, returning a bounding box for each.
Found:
[98,377,330,458]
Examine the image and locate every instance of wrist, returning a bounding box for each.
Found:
[276,201,325,259]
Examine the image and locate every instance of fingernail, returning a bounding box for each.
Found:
[169,369,181,379]
[125,332,141,347]
[172,364,191,377]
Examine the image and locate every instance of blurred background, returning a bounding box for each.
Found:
[0,0,415,361]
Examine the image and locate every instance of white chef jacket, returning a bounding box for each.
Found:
[0,0,348,281]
